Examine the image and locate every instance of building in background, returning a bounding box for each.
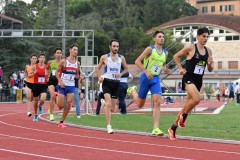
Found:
[186,0,240,16]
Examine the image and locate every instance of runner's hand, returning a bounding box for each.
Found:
[179,68,186,75]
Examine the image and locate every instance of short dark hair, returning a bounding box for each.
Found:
[38,53,46,58]
[109,39,119,46]
[153,30,164,38]
[30,53,37,58]
[54,47,62,53]
[197,27,210,36]
[69,44,78,49]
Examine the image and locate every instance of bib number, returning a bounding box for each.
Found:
[52,70,56,76]
[111,74,116,79]
[62,73,74,81]
[38,77,45,83]
[152,65,160,73]
[194,65,204,75]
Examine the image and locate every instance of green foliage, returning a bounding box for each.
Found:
[93,31,111,58]
[0,0,197,78]
[66,0,93,18]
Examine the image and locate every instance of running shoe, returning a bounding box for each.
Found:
[151,128,164,136]
[27,112,32,117]
[178,113,188,129]
[39,106,43,115]
[49,114,54,121]
[168,127,176,140]
[58,122,67,128]
[107,125,114,134]
[33,115,38,122]
[127,86,137,95]
[77,115,81,118]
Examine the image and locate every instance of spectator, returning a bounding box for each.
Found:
[177,82,182,93]
[9,76,14,88]
[235,82,240,104]
[215,87,220,101]
[12,72,18,84]
[118,71,133,114]
[229,82,235,102]
[12,84,18,101]
[224,87,229,103]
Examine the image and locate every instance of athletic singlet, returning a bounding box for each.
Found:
[104,53,122,80]
[50,60,59,76]
[34,64,47,84]
[26,65,34,83]
[143,45,166,76]
[185,44,208,78]
[60,58,78,86]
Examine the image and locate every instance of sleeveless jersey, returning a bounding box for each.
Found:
[143,45,166,76]
[34,64,47,84]
[26,65,34,83]
[186,44,208,78]
[60,58,78,86]
[104,53,122,80]
[50,60,58,76]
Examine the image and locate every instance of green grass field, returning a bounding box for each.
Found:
[63,102,240,141]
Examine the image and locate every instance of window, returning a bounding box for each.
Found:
[226,36,232,41]
[192,26,198,29]
[233,36,239,40]
[228,61,238,69]
[218,61,222,69]
[220,5,228,12]
[214,37,218,41]
[219,29,224,33]
[229,5,234,11]
[211,6,215,12]
[202,6,208,13]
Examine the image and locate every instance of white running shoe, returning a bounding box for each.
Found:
[107,125,114,134]
[27,112,32,117]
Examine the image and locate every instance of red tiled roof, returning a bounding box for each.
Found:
[145,14,240,34]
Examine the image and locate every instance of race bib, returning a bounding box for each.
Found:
[152,64,160,73]
[38,77,45,83]
[111,73,116,79]
[194,65,204,75]
[62,73,74,81]
[52,70,56,76]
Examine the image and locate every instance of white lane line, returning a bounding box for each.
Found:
[0,148,70,160]
[0,112,25,117]
[0,134,190,160]
[0,113,240,156]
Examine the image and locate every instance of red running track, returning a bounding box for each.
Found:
[0,104,239,160]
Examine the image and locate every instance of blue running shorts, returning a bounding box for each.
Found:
[138,73,162,99]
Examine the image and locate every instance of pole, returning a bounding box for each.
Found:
[61,0,66,58]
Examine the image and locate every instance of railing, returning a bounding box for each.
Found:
[0,89,51,102]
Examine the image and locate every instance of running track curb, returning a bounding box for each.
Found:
[39,113,240,145]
